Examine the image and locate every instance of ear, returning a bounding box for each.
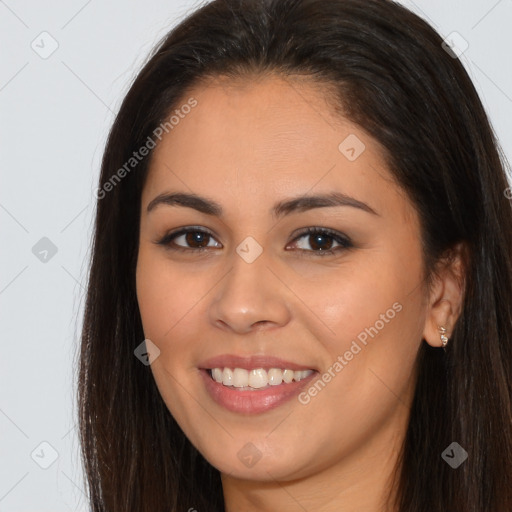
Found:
[422,242,467,348]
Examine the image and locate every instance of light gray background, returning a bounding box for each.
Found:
[1,1,511,510]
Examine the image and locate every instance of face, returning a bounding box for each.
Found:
[136,74,429,485]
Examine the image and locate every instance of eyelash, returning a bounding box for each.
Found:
[155,226,353,257]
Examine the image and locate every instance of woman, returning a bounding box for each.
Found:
[78,0,512,510]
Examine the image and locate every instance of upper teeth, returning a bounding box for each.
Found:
[210,367,314,389]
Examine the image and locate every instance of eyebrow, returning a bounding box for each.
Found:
[146,191,379,218]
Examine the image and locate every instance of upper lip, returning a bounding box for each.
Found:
[198,354,317,372]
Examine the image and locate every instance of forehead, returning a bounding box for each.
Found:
[142,74,409,222]
[175,73,349,160]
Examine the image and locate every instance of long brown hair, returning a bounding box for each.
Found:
[78,0,512,510]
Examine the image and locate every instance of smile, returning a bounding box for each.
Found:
[200,367,318,414]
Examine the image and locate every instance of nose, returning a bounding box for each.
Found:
[208,250,291,334]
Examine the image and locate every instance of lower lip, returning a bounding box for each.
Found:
[199,369,317,414]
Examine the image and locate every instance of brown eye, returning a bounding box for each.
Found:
[157,228,222,252]
[183,230,212,248]
[288,227,353,256]
[156,226,352,256]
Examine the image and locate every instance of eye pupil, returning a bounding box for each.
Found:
[310,233,333,251]
[186,231,209,247]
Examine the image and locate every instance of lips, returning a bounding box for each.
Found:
[197,353,319,413]
[199,367,318,414]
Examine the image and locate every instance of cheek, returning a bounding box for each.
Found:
[135,251,205,417]
[136,249,207,341]
[296,250,423,346]
[296,248,425,402]
[287,261,423,461]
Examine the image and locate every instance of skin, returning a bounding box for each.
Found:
[136,74,465,512]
